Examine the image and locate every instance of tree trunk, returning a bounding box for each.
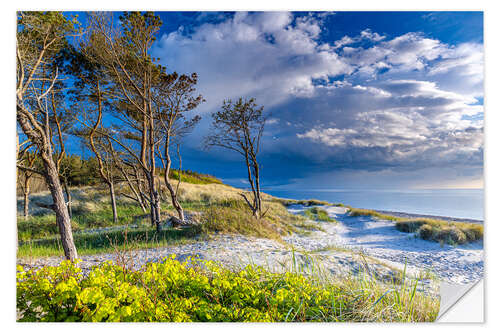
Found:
[253,161,262,217]
[109,181,118,224]
[23,190,29,218]
[41,153,78,261]
[165,179,184,221]
[62,179,72,218]
[146,171,161,230]
[164,144,184,221]
[117,164,147,213]
[23,175,30,218]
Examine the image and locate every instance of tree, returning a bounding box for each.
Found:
[17,148,39,218]
[205,98,267,217]
[83,11,166,231]
[155,72,203,222]
[16,11,80,260]
[69,39,122,224]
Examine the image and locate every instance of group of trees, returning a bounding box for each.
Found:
[16,11,267,261]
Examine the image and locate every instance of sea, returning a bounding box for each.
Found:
[263,188,484,221]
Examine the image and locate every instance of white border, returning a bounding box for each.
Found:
[2,1,498,331]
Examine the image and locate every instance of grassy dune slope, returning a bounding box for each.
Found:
[348,208,483,245]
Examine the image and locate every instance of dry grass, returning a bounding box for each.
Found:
[395,219,483,245]
[348,208,401,221]
[348,208,483,245]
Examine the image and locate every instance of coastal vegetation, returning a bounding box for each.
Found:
[304,207,337,223]
[16,257,438,322]
[348,208,483,245]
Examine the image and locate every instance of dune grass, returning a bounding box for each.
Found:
[17,181,310,257]
[395,219,483,245]
[348,208,401,221]
[167,169,224,185]
[348,208,483,245]
[304,207,337,223]
[281,198,332,207]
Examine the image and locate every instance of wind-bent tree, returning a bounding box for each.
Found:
[205,98,267,217]
[155,72,203,222]
[16,12,80,260]
[83,11,166,230]
[69,42,122,224]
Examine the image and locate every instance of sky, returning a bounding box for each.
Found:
[144,11,484,190]
[66,11,484,191]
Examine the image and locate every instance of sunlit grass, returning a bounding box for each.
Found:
[348,208,483,245]
[304,207,337,223]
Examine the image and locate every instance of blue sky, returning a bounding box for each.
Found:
[66,11,484,190]
[145,11,484,190]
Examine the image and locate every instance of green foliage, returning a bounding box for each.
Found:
[167,169,223,185]
[59,155,102,186]
[17,257,438,322]
[304,207,336,223]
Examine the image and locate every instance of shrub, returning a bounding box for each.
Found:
[17,257,438,322]
[417,224,433,240]
[395,221,425,233]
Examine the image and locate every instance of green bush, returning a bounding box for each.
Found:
[17,257,438,322]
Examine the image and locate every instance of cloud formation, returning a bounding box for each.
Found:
[153,12,483,187]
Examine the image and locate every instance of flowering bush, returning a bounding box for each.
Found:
[17,256,438,322]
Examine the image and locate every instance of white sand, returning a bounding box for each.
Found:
[285,205,483,284]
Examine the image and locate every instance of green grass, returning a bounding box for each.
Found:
[281,198,331,207]
[18,194,308,257]
[348,208,401,221]
[348,208,483,245]
[167,169,223,185]
[304,207,337,223]
[17,203,150,241]
[199,199,300,240]
[17,226,200,258]
[17,255,439,322]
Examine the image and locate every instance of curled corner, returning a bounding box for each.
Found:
[437,279,483,322]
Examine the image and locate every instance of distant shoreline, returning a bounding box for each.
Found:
[372,209,483,224]
[264,189,483,224]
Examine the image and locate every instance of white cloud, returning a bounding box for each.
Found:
[360,29,385,42]
[153,12,483,176]
[154,12,352,112]
[295,79,483,167]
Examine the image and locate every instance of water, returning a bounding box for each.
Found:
[263,188,484,221]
